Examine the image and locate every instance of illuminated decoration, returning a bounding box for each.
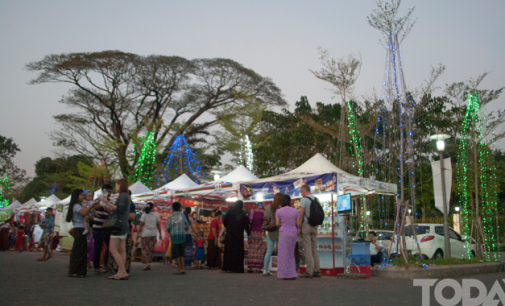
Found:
[374,31,417,262]
[241,135,254,172]
[131,132,156,186]
[50,182,57,194]
[456,92,498,260]
[158,134,204,186]
[346,100,366,230]
[0,174,9,208]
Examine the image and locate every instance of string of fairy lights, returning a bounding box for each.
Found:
[346,100,366,231]
[157,134,204,186]
[456,92,498,260]
[239,135,254,172]
[130,131,156,186]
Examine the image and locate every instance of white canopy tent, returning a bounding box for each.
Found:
[2,200,22,210]
[158,174,198,191]
[246,153,397,196]
[133,174,201,201]
[16,195,61,212]
[57,195,72,205]
[170,165,259,198]
[129,181,152,195]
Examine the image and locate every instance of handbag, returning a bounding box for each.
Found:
[262,217,277,231]
[262,207,277,231]
[101,210,123,230]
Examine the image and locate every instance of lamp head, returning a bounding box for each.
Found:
[429,134,451,152]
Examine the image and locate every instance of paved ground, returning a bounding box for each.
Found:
[1,251,504,306]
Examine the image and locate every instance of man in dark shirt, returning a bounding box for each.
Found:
[92,183,113,275]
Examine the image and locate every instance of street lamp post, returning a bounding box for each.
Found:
[430,134,451,259]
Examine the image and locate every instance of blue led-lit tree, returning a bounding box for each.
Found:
[157,135,205,186]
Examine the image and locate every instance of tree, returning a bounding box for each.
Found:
[26,51,286,179]
[215,94,268,171]
[0,135,28,192]
[309,49,362,168]
[17,155,94,202]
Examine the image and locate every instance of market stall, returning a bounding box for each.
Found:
[237,153,397,276]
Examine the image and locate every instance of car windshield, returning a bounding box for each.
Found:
[405,225,430,236]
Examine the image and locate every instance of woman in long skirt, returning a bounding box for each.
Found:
[222,201,251,273]
[246,202,266,272]
[275,195,299,279]
[137,202,161,271]
[66,189,97,277]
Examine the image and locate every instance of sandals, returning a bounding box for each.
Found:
[108,275,128,280]
[142,265,151,271]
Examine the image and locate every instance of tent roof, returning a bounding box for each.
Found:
[23,198,37,206]
[2,200,22,210]
[129,181,152,195]
[220,165,258,183]
[287,153,345,175]
[57,195,72,205]
[38,194,61,206]
[158,174,198,190]
[246,153,397,196]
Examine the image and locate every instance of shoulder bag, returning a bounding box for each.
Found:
[102,209,123,231]
[262,206,277,231]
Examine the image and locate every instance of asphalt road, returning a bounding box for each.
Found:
[0,251,504,306]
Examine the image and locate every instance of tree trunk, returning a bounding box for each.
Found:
[422,203,426,223]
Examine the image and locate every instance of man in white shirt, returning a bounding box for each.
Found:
[368,231,383,267]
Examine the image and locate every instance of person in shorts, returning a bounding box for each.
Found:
[166,202,188,275]
[37,208,54,261]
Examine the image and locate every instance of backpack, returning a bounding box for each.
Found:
[305,196,324,226]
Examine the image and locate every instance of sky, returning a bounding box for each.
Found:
[1,0,504,178]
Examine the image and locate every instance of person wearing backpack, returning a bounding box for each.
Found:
[297,184,324,278]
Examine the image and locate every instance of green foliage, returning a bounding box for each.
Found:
[17,155,94,202]
[0,135,27,192]
[215,94,268,170]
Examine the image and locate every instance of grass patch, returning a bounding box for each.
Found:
[392,256,486,267]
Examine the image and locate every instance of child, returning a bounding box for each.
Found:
[82,190,94,235]
[194,231,206,269]
[16,224,25,253]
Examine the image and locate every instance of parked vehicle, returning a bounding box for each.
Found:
[395,223,476,259]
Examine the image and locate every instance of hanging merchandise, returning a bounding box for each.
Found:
[157,134,205,186]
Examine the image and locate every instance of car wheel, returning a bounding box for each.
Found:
[432,249,443,260]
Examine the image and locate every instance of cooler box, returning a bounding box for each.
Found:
[351,242,370,266]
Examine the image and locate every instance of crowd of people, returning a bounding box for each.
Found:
[0,182,331,280]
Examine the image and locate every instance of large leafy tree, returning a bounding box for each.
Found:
[26,51,286,179]
[17,155,93,202]
[0,135,28,193]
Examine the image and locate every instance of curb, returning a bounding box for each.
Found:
[371,262,504,279]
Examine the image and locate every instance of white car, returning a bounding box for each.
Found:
[396,223,476,259]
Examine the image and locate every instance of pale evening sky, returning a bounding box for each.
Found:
[0,0,504,178]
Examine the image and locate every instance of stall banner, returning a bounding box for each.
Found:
[241,173,338,201]
[0,209,12,221]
